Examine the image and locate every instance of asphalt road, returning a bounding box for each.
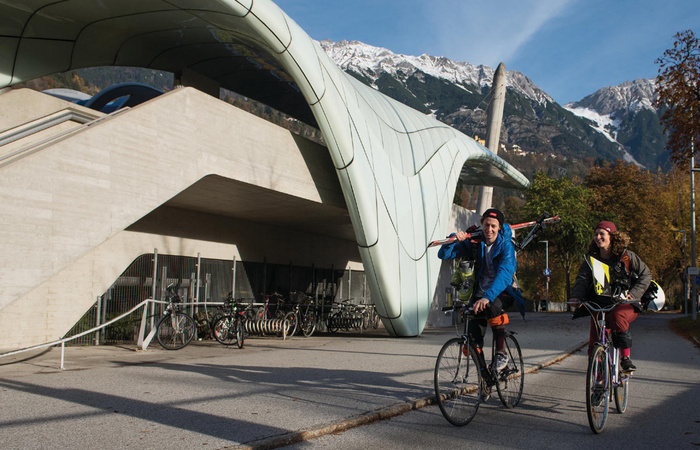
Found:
[0,312,697,449]
[283,313,700,449]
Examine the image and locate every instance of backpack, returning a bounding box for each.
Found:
[586,249,632,298]
[450,259,476,301]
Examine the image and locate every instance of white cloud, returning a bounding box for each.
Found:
[426,0,578,66]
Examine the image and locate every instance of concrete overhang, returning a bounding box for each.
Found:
[134,175,356,242]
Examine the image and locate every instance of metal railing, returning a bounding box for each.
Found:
[0,296,301,369]
[0,107,129,166]
[0,299,150,369]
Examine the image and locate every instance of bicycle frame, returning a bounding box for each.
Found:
[434,215,551,426]
[585,300,632,390]
[447,302,500,388]
[434,300,524,426]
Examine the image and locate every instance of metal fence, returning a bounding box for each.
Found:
[63,251,369,346]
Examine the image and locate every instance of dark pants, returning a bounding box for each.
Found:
[468,297,508,351]
[588,303,638,355]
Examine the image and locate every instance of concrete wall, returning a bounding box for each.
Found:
[0,87,360,350]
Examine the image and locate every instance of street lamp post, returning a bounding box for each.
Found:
[692,151,698,320]
[540,240,549,312]
[675,230,688,315]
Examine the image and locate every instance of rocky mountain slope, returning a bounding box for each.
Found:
[321,40,668,174]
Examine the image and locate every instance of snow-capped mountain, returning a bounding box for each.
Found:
[564,79,665,168]
[320,40,668,173]
[566,78,657,117]
[320,40,554,106]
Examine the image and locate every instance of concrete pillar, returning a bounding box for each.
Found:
[476,62,507,215]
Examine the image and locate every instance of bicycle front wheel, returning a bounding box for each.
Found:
[495,333,524,408]
[236,317,245,349]
[434,338,482,426]
[301,312,316,337]
[614,373,629,413]
[157,312,196,350]
[212,315,238,346]
[371,310,380,329]
[586,344,610,434]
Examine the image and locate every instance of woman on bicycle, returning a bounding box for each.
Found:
[438,208,516,371]
[569,221,651,373]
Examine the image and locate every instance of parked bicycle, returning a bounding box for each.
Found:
[193,304,225,340]
[156,283,196,350]
[327,299,365,333]
[574,296,633,434]
[244,293,292,337]
[212,293,249,349]
[434,301,524,426]
[287,291,318,337]
[361,302,380,330]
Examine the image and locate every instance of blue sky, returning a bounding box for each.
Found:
[274,0,700,105]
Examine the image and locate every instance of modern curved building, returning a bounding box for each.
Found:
[0,0,528,347]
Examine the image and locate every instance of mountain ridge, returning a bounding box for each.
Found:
[320,40,668,174]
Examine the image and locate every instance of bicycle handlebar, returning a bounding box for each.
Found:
[569,297,632,313]
[441,301,474,315]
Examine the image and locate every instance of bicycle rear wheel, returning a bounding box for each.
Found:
[614,373,629,413]
[157,312,196,350]
[328,312,341,333]
[586,344,610,434]
[212,315,238,346]
[434,337,482,426]
[494,333,524,408]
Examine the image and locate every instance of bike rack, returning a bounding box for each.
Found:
[244,318,290,338]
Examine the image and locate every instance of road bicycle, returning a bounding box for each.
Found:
[433,214,558,425]
[434,301,524,426]
[156,283,197,350]
[577,297,633,434]
[212,293,249,349]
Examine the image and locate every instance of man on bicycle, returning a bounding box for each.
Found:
[438,208,516,371]
[569,221,651,373]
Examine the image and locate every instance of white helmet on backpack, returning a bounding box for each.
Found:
[642,280,665,311]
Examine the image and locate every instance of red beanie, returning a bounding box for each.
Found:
[595,221,617,233]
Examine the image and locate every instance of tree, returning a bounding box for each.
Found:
[655,30,700,165]
[522,172,595,299]
[585,162,676,277]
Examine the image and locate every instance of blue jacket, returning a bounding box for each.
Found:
[438,223,517,303]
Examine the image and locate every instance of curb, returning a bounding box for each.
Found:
[228,340,589,450]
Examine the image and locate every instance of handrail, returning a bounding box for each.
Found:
[0,296,291,369]
[0,109,98,146]
[0,298,151,369]
[0,107,130,167]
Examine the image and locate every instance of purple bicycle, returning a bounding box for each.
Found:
[578,297,632,434]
